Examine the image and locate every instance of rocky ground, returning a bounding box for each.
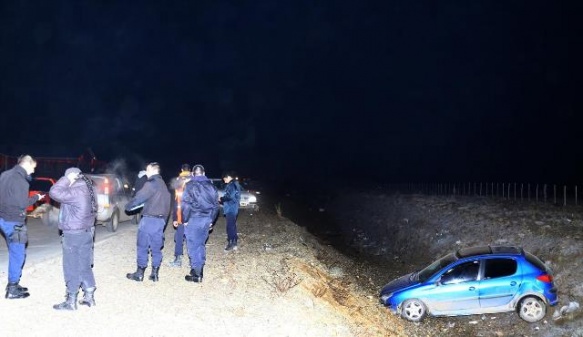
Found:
[3,190,582,337]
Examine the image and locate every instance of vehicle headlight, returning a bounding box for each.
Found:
[380,293,392,304]
[248,195,257,203]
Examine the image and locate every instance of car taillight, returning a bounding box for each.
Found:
[103,178,110,195]
[536,274,553,283]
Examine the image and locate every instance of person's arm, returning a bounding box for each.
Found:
[49,177,77,203]
[125,181,153,212]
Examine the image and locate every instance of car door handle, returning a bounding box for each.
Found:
[510,281,516,286]
[469,286,476,291]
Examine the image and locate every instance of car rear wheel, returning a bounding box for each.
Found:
[401,299,427,322]
[106,210,119,232]
[518,296,546,322]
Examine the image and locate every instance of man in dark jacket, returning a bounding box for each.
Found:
[0,155,45,299]
[181,164,219,282]
[49,167,97,310]
[125,162,171,282]
[168,164,192,267]
[220,171,241,252]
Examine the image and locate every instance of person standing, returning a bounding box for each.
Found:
[168,164,192,267]
[181,164,219,282]
[220,171,241,251]
[125,162,171,282]
[0,155,45,299]
[49,167,98,310]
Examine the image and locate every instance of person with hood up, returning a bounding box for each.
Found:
[49,167,98,310]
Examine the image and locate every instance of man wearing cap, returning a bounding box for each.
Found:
[125,162,171,282]
[0,154,45,299]
[181,164,219,282]
[168,164,192,267]
[49,167,98,310]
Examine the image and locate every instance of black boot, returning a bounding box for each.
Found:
[53,292,78,310]
[79,287,96,307]
[185,268,203,282]
[224,239,238,252]
[126,266,146,282]
[5,282,30,299]
[148,267,160,282]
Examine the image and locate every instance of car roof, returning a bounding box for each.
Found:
[456,245,523,258]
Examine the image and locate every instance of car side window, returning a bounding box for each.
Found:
[440,260,480,285]
[483,258,517,279]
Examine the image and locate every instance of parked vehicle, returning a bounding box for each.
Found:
[27,176,56,213]
[379,246,558,323]
[40,173,134,232]
[211,178,259,212]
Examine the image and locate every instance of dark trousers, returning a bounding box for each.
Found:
[225,212,238,242]
[173,223,185,256]
[136,217,165,268]
[62,228,96,294]
[184,216,211,271]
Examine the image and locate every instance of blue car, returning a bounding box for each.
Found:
[379,246,558,322]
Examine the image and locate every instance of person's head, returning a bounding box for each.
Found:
[64,167,81,183]
[222,170,237,183]
[18,155,37,175]
[180,163,191,173]
[146,162,161,178]
[192,164,205,177]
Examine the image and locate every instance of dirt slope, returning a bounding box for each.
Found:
[2,208,410,337]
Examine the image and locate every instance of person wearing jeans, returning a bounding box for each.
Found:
[0,155,44,300]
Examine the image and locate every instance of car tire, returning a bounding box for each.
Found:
[106,210,119,232]
[401,299,427,322]
[518,296,546,322]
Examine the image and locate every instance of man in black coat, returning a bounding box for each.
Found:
[125,162,171,282]
[0,155,45,299]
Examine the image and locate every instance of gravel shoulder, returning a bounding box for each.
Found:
[2,210,408,337]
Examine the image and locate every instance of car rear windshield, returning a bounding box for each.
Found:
[30,180,53,191]
[525,252,549,272]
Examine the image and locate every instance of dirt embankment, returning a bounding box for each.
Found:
[3,205,414,337]
[324,192,583,337]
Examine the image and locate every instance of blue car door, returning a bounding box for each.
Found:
[479,258,520,308]
[425,260,481,314]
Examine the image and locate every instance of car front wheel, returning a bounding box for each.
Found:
[518,296,546,322]
[401,299,427,322]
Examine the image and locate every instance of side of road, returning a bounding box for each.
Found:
[1,212,407,337]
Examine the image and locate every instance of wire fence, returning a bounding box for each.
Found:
[386,182,582,207]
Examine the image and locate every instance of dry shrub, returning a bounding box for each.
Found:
[261,258,302,294]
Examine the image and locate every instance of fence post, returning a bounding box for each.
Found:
[528,184,531,202]
[553,185,557,205]
[514,183,516,200]
[536,184,539,203]
[521,183,523,202]
[576,186,578,206]
[507,183,511,201]
[544,184,547,203]
[564,185,567,207]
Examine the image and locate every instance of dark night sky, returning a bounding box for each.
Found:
[1,1,581,188]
